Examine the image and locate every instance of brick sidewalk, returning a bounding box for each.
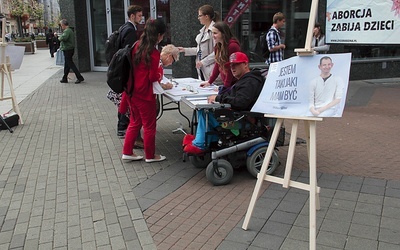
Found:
[0,71,399,249]
[139,79,400,249]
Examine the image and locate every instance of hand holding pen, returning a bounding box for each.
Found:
[200,81,210,87]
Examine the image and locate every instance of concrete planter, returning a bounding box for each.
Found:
[35,40,48,48]
[14,41,36,54]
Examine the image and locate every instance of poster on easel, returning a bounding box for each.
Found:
[251,53,351,117]
[5,45,25,70]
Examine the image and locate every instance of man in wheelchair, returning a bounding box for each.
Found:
[183,52,265,155]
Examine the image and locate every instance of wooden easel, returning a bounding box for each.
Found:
[242,116,322,249]
[242,1,322,249]
[0,18,24,125]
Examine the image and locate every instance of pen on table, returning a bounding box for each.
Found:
[171,78,179,87]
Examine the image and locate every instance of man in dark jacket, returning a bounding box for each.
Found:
[46,29,55,57]
[119,5,142,48]
[112,5,143,139]
[183,52,264,155]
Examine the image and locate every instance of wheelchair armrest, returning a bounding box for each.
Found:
[213,108,235,122]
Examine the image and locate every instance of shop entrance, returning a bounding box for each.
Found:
[88,0,170,71]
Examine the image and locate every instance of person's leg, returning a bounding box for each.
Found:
[117,112,130,135]
[184,110,220,154]
[192,111,220,149]
[122,101,142,156]
[192,110,207,149]
[62,50,73,81]
[137,99,157,159]
[64,49,84,81]
[49,44,54,57]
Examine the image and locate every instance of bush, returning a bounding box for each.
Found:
[14,37,32,42]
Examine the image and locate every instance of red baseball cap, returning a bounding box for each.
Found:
[227,52,249,66]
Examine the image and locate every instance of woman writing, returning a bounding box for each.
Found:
[200,21,241,91]
[122,19,167,163]
[157,44,180,90]
[178,5,219,81]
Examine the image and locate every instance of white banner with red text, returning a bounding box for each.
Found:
[326,0,400,44]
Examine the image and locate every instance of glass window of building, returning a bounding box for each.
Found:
[222,0,399,64]
[222,0,312,65]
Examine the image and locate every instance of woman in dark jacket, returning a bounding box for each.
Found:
[46,29,55,57]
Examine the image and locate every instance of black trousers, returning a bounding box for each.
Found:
[117,112,130,131]
[49,44,55,56]
[62,49,83,80]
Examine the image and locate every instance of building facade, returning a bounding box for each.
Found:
[58,0,399,80]
[37,0,61,30]
[0,0,60,36]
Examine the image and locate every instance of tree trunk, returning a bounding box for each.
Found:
[17,17,23,37]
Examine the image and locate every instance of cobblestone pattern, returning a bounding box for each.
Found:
[1,71,399,249]
[0,72,189,249]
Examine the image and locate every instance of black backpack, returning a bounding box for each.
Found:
[260,32,268,58]
[105,31,119,65]
[260,28,278,59]
[106,42,137,95]
[104,23,127,65]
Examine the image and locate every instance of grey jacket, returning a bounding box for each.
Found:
[183,21,216,81]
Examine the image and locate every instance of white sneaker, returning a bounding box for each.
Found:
[122,154,143,161]
[145,155,166,163]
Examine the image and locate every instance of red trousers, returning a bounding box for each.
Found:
[122,96,157,159]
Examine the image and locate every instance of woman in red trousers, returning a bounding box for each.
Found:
[122,19,167,163]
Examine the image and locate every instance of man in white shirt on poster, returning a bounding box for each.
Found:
[309,56,344,117]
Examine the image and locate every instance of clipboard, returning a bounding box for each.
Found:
[181,96,231,110]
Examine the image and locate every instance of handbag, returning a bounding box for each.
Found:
[55,49,64,66]
[0,113,19,130]
[106,89,122,106]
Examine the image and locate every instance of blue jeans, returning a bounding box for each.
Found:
[192,110,220,149]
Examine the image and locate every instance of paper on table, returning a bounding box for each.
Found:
[197,86,217,91]
[190,99,208,105]
[165,87,197,96]
[173,78,202,85]
[184,96,209,105]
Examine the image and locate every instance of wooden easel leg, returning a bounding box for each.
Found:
[2,64,23,124]
[242,118,283,230]
[282,120,298,188]
[308,120,317,250]
[304,121,320,211]
[1,68,4,98]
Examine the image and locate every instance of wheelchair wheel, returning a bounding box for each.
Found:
[206,159,234,186]
[189,154,211,168]
[246,147,279,178]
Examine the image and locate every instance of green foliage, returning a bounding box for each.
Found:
[8,0,26,17]
[7,0,46,38]
[14,37,32,42]
[30,1,44,20]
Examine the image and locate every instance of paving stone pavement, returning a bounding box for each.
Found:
[0,49,399,249]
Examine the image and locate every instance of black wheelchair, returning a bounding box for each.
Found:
[185,107,285,186]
